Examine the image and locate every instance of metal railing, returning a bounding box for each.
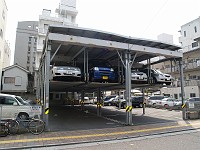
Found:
[176,80,200,87]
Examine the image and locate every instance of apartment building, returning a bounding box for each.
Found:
[14,21,38,74]
[0,0,8,91]
[2,41,11,68]
[36,0,78,70]
[154,17,200,99]
[13,0,78,94]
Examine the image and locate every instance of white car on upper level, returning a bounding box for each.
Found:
[156,70,174,85]
[131,70,148,83]
[139,68,173,85]
[50,66,81,81]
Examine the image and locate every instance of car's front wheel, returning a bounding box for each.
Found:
[18,113,29,120]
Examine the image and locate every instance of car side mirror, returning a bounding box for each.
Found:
[13,102,18,106]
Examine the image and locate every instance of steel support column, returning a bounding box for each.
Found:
[97,88,102,116]
[125,51,132,125]
[142,88,145,114]
[41,64,45,119]
[83,49,89,82]
[44,44,51,130]
[179,59,186,120]
[81,91,85,110]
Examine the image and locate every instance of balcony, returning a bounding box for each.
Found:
[176,79,200,87]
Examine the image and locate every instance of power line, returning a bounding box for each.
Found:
[142,0,169,36]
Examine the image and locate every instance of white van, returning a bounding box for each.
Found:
[0,93,42,120]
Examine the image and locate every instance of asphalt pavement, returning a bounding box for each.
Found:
[0,104,200,149]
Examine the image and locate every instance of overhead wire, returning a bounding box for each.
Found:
[141,0,169,36]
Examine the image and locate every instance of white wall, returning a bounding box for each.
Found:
[2,67,28,92]
[179,17,200,52]
[160,86,199,99]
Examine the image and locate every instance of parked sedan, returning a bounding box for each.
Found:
[103,95,118,106]
[139,68,172,85]
[50,66,81,81]
[155,97,177,109]
[156,70,174,85]
[117,96,144,108]
[131,70,147,83]
[147,95,168,107]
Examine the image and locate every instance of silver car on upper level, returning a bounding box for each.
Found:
[131,70,148,83]
[50,66,81,81]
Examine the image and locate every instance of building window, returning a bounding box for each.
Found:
[188,59,193,63]
[179,93,182,98]
[29,37,32,41]
[190,93,196,97]
[189,76,192,80]
[192,75,197,79]
[174,94,178,99]
[2,10,5,20]
[192,42,198,48]
[4,77,15,84]
[0,28,3,38]
[34,37,37,43]
[27,66,29,70]
[184,31,186,37]
[44,24,49,30]
[28,46,31,51]
[165,65,170,68]
[194,26,197,33]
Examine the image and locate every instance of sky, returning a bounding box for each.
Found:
[4,0,200,64]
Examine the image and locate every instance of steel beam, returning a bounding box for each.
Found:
[48,33,182,58]
[50,44,62,62]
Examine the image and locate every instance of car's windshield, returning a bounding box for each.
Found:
[15,96,29,105]
[155,70,162,74]
[149,96,165,100]
[104,95,116,101]
[89,59,111,68]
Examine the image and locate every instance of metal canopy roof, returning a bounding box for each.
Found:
[48,25,181,51]
[47,25,182,68]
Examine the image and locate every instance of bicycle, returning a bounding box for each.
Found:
[0,121,9,137]
[7,118,45,135]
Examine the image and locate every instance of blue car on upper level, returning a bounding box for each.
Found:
[89,59,116,82]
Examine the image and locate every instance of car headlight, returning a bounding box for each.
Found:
[74,68,80,71]
[94,67,99,71]
[110,68,114,71]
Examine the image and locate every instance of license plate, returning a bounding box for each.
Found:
[102,76,108,80]
[67,71,72,74]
